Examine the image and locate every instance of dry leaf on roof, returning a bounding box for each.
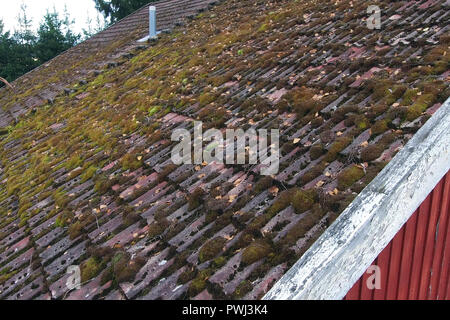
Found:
[328,188,339,196]
[269,186,279,196]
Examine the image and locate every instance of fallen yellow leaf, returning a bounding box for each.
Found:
[316,180,325,187]
[269,186,279,195]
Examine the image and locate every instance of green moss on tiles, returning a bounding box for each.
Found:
[424,46,449,64]
[188,268,213,297]
[241,240,272,266]
[309,143,325,160]
[401,88,419,106]
[148,218,170,239]
[370,79,394,101]
[371,119,389,136]
[324,136,353,162]
[354,115,369,130]
[311,116,324,128]
[0,268,18,285]
[93,174,116,195]
[233,280,253,299]
[360,144,385,162]
[198,237,227,263]
[101,250,146,286]
[266,189,294,217]
[212,256,227,268]
[299,162,327,186]
[432,60,448,74]
[198,92,217,107]
[80,257,104,283]
[80,166,98,183]
[188,187,206,211]
[253,176,273,194]
[121,152,143,171]
[291,189,317,214]
[406,93,435,121]
[384,85,407,105]
[66,155,83,170]
[258,23,269,33]
[68,221,83,240]
[282,87,322,117]
[54,189,70,209]
[337,165,366,190]
[148,106,161,117]
[281,204,325,246]
[55,210,74,228]
[178,266,198,285]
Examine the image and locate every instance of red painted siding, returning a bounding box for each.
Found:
[345,171,450,300]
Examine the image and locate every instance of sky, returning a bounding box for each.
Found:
[0,0,103,34]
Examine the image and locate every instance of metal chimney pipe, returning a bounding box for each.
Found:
[149,6,157,39]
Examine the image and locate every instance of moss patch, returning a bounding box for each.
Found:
[198,237,226,263]
[406,93,435,121]
[371,119,389,136]
[188,268,213,297]
[309,143,325,160]
[337,165,365,190]
[324,136,353,162]
[241,240,272,266]
[360,144,385,162]
[291,189,317,214]
[188,188,205,211]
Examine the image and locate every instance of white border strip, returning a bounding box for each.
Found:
[264,98,450,300]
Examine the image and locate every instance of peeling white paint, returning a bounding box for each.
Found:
[264,98,450,300]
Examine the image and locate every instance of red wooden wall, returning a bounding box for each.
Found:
[345,171,450,300]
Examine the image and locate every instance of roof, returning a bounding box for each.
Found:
[0,0,449,300]
[0,0,217,127]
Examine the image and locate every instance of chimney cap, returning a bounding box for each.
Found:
[137,4,158,42]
